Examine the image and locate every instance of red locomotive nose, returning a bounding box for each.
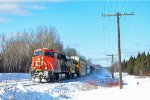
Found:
[31,48,57,71]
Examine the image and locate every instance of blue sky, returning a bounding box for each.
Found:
[0,0,150,67]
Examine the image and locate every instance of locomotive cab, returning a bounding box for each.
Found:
[31,48,57,70]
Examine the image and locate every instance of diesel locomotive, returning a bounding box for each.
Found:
[31,48,90,82]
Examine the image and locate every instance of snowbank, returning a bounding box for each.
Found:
[0,69,150,100]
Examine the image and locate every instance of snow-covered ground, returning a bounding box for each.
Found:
[0,73,31,82]
[0,69,150,100]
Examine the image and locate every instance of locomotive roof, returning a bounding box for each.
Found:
[34,48,57,52]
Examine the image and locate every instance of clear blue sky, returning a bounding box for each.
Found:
[0,0,150,67]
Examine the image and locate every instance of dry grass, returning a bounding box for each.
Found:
[104,81,119,88]
[81,80,99,91]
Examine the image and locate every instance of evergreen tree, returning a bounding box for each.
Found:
[122,59,127,72]
[126,56,135,75]
[125,52,150,76]
[145,52,150,75]
[139,52,147,75]
[133,53,141,75]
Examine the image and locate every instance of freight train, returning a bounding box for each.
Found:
[31,48,91,82]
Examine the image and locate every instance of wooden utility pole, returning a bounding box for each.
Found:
[106,54,117,79]
[111,54,114,79]
[102,12,134,89]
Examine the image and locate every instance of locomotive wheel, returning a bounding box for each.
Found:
[65,72,70,79]
[77,73,80,77]
[55,73,59,81]
[39,75,42,83]
[49,74,56,82]
[71,73,74,79]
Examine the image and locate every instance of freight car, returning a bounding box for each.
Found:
[31,48,90,82]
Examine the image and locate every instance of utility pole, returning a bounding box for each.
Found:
[102,12,134,89]
[106,54,117,79]
[111,54,114,79]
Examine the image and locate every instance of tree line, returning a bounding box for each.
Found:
[122,52,150,76]
[0,26,91,73]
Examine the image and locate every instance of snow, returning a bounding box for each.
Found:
[0,69,150,100]
[0,73,31,82]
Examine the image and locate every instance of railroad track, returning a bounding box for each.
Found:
[0,79,40,90]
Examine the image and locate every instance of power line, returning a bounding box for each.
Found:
[102,12,134,89]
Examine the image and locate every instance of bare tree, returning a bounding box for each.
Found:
[64,47,77,57]
[0,26,90,73]
[1,26,64,73]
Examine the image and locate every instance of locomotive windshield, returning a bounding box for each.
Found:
[44,51,54,58]
[34,51,44,56]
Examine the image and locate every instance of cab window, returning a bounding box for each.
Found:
[34,51,43,56]
[44,51,54,58]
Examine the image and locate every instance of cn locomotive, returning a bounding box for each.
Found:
[31,48,90,82]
